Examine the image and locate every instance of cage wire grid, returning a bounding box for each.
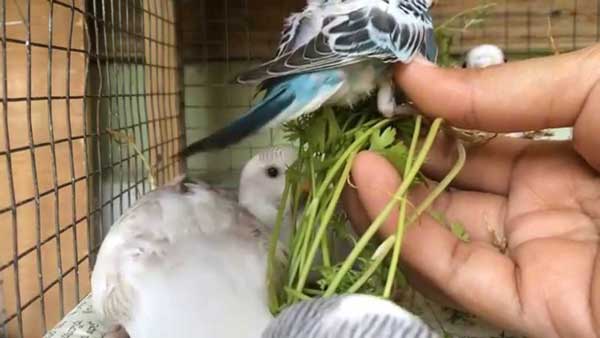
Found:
[0,0,599,338]
[0,0,184,337]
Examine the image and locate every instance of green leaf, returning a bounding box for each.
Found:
[381,142,408,172]
[324,108,342,142]
[273,0,482,309]
[431,211,470,242]
[429,210,446,224]
[369,127,397,152]
[450,222,470,242]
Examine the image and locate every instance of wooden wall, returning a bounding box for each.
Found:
[434,0,600,54]
[179,0,600,62]
[0,0,182,337]
[0,1,89,337]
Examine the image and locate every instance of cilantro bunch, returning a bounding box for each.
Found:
[265,1,493,316]
[266,101,466,314]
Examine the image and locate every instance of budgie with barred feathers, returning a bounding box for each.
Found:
[181,0,438,156]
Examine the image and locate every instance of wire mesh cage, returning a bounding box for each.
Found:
[0,0,183,337]
[0,0,599,337]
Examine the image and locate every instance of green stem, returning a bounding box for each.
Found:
[320,232,331,268]
[290,119,391,294]
[383,115,422,298]
[347,235,395,294]
[295,152,357,294]
[375,139,467,269]
[284,287,312,301]
[409,140,466,223]
[297,196,320,277]
[434,3,497,32]
[287,198,318,286]
[324,118,444,297]
[303,288,325,296]
[312,119,392,201]
[267,179,291,313]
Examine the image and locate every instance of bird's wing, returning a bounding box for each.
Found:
[90,193,164,325]
[238,1,434,84]
[262,294,440,338]
[91,177,275,327]
[274,12,306,58]
[275,0,341,58]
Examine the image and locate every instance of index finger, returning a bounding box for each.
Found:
[394,44,600,170]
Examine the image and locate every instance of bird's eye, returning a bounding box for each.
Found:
[266,166,279,178]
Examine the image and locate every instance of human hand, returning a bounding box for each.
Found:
[342,44,600,338]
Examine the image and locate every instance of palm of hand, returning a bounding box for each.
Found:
[497,142,599,338]
[343,141,600,338]
[344,44,600,338]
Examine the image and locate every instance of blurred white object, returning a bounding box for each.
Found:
[91,177,284,338]
[263,294,440,338]
[505,128,572,141]
[463,44,506,68]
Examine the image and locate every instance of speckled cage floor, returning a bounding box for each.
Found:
[0,1,599,338]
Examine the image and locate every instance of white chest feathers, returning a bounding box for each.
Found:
[328,62,384,107]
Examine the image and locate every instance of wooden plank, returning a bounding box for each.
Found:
[433,0,600,54]
[0,278,5,338]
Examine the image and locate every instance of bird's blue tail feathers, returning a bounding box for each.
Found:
[179,70,345,157]
[179,85,295,156]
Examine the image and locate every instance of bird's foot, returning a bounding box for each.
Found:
[377,83,418,118]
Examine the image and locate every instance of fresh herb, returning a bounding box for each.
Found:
[265,3,494,315]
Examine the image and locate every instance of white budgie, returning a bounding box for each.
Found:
[463,44,507,69]
[91,177,284,338]
[90,159,437,338]
[180,0,438,156]
[239,146,299,243]
[239,146,356,279]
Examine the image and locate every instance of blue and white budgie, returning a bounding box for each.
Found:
[264,294,440,338]
[181,0,438,156]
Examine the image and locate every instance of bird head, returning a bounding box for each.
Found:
[239,146,299,230]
